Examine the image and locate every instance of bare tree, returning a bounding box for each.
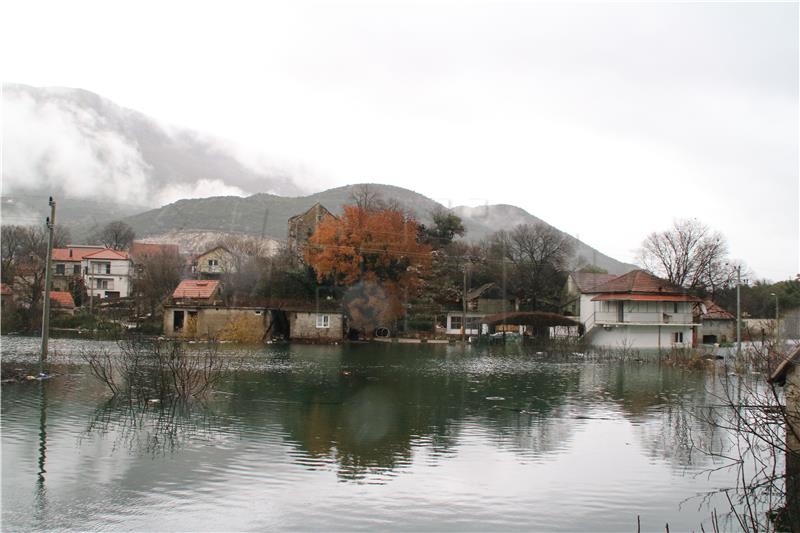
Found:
[91,221,135,250]
[211,235,273,305]
[490,222,574,310]
[349,184,386,212]
[639,219,737,296]
[691,341,800,532]
[1,225,27,284]
[134,249,184,316]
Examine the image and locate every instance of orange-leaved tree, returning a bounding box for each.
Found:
[305,205,431,330]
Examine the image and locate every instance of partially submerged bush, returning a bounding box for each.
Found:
[81,337,227,400]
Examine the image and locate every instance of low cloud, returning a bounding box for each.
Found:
[2,88,152,204]
[1,85,276,208]
[155,178,247,206]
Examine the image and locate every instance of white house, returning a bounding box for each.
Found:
[445,283,517,336]
[81,249,133,299]
[579,270,700,350]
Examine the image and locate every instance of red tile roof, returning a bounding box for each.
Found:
[52,247,105,262]
[131,242,180,261]
[83,249,130,260]
[694,300,735,320]
[172,280,220,299]
[0,283,13,296]
[49,291,75,308]
[570,272,618,293]
[591,269,685,295]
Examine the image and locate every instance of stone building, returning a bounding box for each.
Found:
[693,300,735,344]
[163,280,344,342]
[287,203,336,257]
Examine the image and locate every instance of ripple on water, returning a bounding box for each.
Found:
[1,337,749,532]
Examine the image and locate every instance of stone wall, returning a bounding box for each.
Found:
[289,311,343,341]
[164,306,269,340]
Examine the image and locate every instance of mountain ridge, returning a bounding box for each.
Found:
[122,183,636,275]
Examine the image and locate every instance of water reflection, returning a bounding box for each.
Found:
[1,339,746,531]
[82,398,231,458]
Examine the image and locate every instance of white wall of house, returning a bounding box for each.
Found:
[582,299,693,327]
[81,258,133,298]
[446,312,485,336]
[587,324,694,350]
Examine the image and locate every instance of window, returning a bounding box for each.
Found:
[73,265,81,275]
[96,279,109,290]
[673,332,684,343]
[466,317,481,331]
[174,310,184,331]
[91,262,111,274]
[450,315,462,330]
[55,264,65,275]
[673,302,679,313]
[208,259,219,268]
[316,314,330,328]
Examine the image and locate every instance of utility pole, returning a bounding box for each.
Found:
[40,197,56,373]
[736,265,741,359]
[771,292,780,353]
[461,264,468,342]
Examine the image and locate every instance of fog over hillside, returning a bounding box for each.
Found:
[1,83,302,211]
[2,85,635,274]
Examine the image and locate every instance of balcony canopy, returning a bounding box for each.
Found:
[591,294,700,302]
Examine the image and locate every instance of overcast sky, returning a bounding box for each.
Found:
[2,0,798,281]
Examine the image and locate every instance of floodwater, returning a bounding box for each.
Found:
[2,337,751,531]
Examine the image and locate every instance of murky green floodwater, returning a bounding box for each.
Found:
[2,337,746,531]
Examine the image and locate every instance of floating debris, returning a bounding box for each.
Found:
[485,396,505,401]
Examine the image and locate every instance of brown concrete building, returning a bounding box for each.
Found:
[693,300,735,344]
[287,203,335,257]
[163,280,344,342]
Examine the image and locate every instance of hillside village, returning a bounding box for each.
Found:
[2,188,796,350]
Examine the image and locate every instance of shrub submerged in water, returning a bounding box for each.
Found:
[81,337,227,401]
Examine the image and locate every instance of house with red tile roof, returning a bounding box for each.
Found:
[693,300,735,345]
[81,248,133,299]
[130,242,180,264]
[50,246,106,291]
[0,282,15,314]
[49,291,76,315]
[561,271,619,317]
[171,280,222,302]
[579,269,701,350]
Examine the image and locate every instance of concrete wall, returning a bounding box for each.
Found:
[586,324,694,350]
[82,258,133,298]
[446,312,486,336]
[582,298,693,327]
[289,311,343,340]
[698,319,735,344]
[196,248,237,276]
[164,306,269,339]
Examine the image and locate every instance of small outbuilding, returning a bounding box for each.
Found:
[768,345,800,527]
[693,300,735,344]
[49,291,76,315]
